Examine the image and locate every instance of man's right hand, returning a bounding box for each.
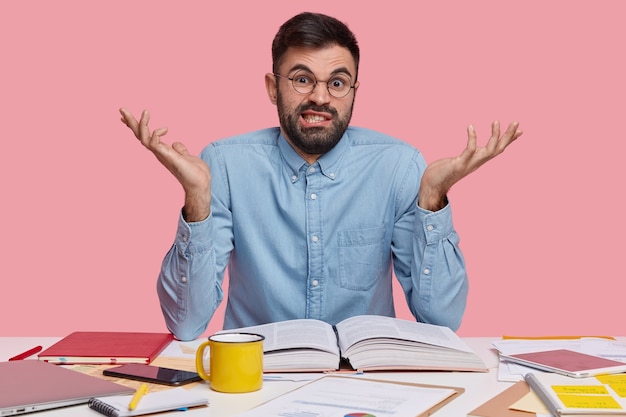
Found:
[120,108,212,222]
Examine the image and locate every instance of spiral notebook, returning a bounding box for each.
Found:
[88,387,208,417]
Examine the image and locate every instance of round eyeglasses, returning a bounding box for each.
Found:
[273,70,355,98]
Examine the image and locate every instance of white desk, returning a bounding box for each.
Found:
[2,337,509,416]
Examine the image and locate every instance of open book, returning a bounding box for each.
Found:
[220,315,487,372]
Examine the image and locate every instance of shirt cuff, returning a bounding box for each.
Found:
[415,202,454,245]
[175,210,213,254]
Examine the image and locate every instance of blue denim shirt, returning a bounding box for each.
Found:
[157,126,468,341]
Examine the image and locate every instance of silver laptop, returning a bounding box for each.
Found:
[0,360,134,415]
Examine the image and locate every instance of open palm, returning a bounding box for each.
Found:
[120,108,212,221]
[418,121,523,211]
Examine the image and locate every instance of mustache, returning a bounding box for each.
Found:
[297,104,338,116]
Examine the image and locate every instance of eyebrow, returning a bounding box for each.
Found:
[288,64,354,80]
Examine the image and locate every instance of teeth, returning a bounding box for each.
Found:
[304,114,326,123]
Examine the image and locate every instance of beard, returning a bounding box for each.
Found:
[277,89,354,155]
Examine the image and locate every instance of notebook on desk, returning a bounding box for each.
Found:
[0,360,134,415]
[37,331,174,364]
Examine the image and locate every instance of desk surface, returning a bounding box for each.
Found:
[2,336,508,416]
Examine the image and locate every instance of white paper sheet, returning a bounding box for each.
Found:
[233,376,457,417]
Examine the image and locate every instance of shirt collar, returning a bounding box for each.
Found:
[278,130,349,182]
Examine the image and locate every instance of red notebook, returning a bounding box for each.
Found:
[38,331,174,364]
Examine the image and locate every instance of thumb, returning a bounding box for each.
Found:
[172,142,190,156]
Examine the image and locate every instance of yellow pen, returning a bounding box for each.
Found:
[128,383,149,411]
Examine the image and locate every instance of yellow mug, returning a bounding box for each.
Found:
[195,332,265,393]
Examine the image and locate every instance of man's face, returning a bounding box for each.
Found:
[266,45,359,162]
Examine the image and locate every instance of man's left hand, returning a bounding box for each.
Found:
[418,121,523,211]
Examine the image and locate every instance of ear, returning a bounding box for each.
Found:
[265,73,278,105]
[353,80,360,95]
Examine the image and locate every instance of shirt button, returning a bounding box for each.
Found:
[329,172,335,178]
[308,167,316,173]
[310,193,317,200]
[291,175,297,182]
[312,280,319,286]
[181,276,188,283]
[426,225,434,232]
[312,235,319,243]
[423,268,430,275]
[182,235,188,242]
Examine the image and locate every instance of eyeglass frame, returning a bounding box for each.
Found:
[272,70,357,98]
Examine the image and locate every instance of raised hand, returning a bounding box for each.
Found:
[418,121,523,211]
[119,108,212,221]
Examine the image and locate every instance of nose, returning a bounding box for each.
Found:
[307,81,332,106]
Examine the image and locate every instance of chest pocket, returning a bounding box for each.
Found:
[338,224,386,291]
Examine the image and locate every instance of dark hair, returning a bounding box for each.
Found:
[272,12,360,79]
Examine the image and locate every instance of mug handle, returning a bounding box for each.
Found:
[195,341,211,381]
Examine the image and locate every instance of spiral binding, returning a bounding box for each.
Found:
[88,398,122,417]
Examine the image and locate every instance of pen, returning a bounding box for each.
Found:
[128,383,149,411]
[8,345,43,361]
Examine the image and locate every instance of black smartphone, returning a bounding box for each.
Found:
[103,363,202,386]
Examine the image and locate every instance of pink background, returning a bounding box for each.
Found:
[2,1,625,338]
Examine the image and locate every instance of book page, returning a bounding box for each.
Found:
[224,319,340,355]
[335,315,472,353]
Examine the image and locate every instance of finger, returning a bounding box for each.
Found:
[496,122,522,152]
[485,120,501,153]
[138,110,152,145]
[507,122,522,139]
[457,124,479,165]
[119,108,139,134]
[466,124,477,152]
[503,121,519,137]
[492,120,501,137]
[147,127,168,148]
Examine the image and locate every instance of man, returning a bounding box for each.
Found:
[120,12,522,341]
